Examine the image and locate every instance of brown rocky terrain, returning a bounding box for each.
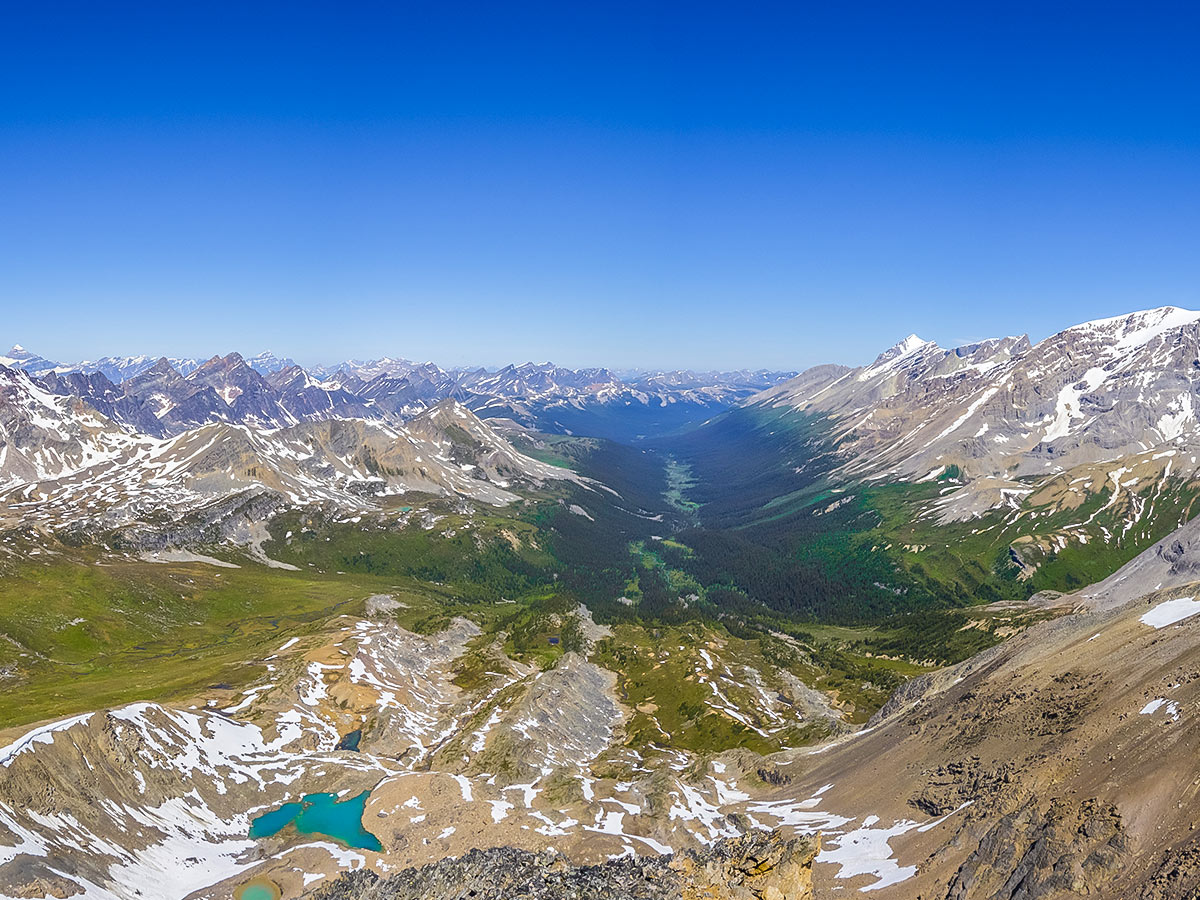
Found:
[308,832,817,900]
[732,535,1200,897]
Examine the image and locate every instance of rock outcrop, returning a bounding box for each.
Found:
[308,832,817,900]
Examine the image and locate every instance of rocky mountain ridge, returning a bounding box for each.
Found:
[2,345,794,442]
[755,307,1200,511]
[0,360,577,547]
[6,307,1200,900]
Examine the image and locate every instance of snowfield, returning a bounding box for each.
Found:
[1139,596,1200,629]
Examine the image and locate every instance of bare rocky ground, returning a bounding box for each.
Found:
[309,832,816,900]
[758,576,1200,897]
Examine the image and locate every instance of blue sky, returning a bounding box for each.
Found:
[1,2,1197,370]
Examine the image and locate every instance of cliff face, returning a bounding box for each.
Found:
[308,832,817,900]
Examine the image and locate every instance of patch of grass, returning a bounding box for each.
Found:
[592,623,835,755]
[0,552,407,729]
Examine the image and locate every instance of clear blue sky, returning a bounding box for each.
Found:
[1,2,1197,370]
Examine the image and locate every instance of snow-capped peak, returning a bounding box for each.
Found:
[1064,306,1200,351]
[870,334,937,368]
[894,334,928,354]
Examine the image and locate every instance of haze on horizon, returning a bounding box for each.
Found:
[2,2,1197,371]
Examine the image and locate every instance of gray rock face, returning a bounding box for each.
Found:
[309,847,680,900]
[0,364,136,486]
[307,832,816,900]
[38,369,166,437]
[944,798,1126,900]
[485,653,624,777]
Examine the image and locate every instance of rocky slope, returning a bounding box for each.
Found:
[7,308,1200,900]
[755,306,1200,520]
[0,600,847,899]
[310,832,817,900]
[720,516,1200,899]
[0,364,139,487]
[0,366,577,545]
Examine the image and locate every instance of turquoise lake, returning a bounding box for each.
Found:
[236,885,276,900]
[248,790,382,851]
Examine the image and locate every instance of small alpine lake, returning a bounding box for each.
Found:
[248,790,382,851]
[234,876,281,900]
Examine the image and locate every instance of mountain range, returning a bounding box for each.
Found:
[0,345,794,443]
[4,307,1200,899]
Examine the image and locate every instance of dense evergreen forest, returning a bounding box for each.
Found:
[529,410,1024,665]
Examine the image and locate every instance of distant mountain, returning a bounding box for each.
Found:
[755,306,1200,520]
[452,363,795,441]
[0,364,137,486]
[38,369,167,437]
[315,356,423,381]
[72,355,162,382]
[170,356,203,376]
[0,392,575,542]
[121,357,232,432]
[663,305,1200,598]
[267,365,374,421]
[2,343,796,442]
[0,347,203,382]
[462,362,623,399]
[184,352,297,429]
[245,350,298,375]
[356,364,465,418]
[0,345,64,378]
[631,369,788,393]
